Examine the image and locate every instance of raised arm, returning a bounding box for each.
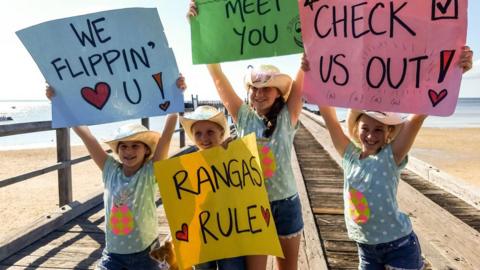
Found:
[391,114,426,165]
[287,55,305,126]
[391,45,473,164]
[45,86,107,169]
[153,113,178,162]
[300,55,350,156]
[72,126,108,170]
[319,106,351,157]
[152,73,187,161]
[206,63,243,122]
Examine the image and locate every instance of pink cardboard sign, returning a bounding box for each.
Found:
[298,0,467,116]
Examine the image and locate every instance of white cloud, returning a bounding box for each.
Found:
[463,59,480,80]
[460,59,480,97]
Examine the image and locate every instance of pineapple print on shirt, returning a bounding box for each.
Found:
[109,189,135,235]
[257,138,277,180]
[348,188,370,224]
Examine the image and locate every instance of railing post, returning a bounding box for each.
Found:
[192,94,198,109]
[141,118,150,129]
[179,112,185,147]
[56,127,72,206]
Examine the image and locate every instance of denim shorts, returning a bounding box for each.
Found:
[270,193,304,237]
[195,256,246,270]
[96,239,160,270]
[357,231,424,270]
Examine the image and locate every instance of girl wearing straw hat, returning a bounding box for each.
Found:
[45,76,186,270]
[179,105,246,270]
[205,63,305,270]
[299,47,473,269]
[188,3,305,269]
[180,105,231,151]
[150,106,243,270]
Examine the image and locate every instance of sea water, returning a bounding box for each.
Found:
[0,100,171,150]
[1,99,479,150]
[303,98,480,128]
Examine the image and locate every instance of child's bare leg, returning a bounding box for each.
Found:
[277,234,301,270]
[246,255,268,270]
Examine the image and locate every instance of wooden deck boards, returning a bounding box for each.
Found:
[1,141,324,270]
[2,111,480,269]
[401,170,480,231]
[300,111,480,269]
[0,203,170,269]
[294,122,359,269]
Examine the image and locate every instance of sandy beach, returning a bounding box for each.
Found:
[410,127,480,187]
[1,128,479,242]
[0,140,183,243]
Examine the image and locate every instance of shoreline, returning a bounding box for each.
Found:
[1,128,479,241]
[410,127,480,188]
[0,142,183,243]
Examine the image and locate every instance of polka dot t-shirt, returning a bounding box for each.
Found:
[342,143,412,245]
[236,104,298,201]
[102,156,158,254]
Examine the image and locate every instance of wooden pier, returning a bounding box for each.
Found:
[1,109,480,269]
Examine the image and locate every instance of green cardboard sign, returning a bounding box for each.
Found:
[190,0,303,64]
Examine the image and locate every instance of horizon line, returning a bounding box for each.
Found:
[2,97,480,102]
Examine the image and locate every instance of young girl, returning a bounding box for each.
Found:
[180,105,231,151]
[188,3,305,269]
[179,105,245,270]
[45,76,186,270]
[300,46,473,269]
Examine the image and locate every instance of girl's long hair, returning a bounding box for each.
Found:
[261,96,286,138]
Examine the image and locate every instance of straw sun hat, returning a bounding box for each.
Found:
[104,123,160,161]
[179,105,230,143]
[346,110,408,143]
[244,64,293,101]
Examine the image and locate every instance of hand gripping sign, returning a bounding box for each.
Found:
[154,133,283,269]
[299,0,467,116]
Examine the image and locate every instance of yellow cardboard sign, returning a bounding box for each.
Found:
[154,133,283,269]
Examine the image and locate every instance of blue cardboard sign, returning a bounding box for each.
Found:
[17,8,184,127]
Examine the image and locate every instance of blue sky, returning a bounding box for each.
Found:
[0,0,478,101]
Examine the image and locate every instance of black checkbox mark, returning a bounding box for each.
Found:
[436,0,453,14]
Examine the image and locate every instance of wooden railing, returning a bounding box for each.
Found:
[0,96,235,261]
[0,95,227,206]
[0,118,187,206]
[0,130,196,262]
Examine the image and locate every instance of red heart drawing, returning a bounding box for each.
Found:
[428,89,448,107]
[175,223,188,242]
[261,206,271,227]
[81,82,111,110]
[159,101,170,111]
